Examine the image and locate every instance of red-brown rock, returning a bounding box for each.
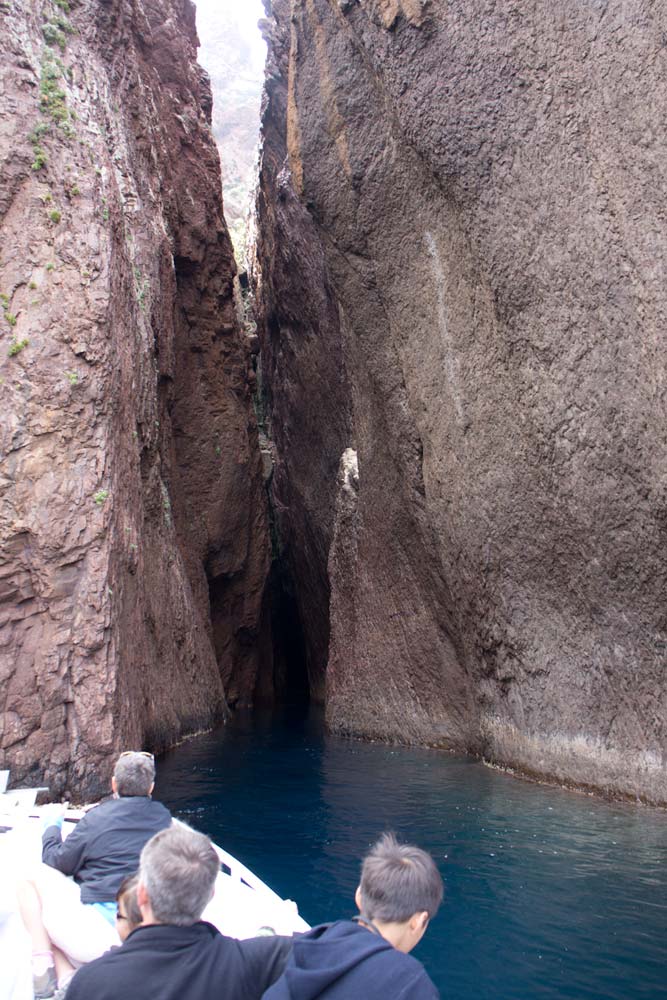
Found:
[0,0,270,799]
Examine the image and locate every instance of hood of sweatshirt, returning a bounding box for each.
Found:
[263,920,408,1000]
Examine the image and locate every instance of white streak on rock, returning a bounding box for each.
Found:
[424,231,465,426]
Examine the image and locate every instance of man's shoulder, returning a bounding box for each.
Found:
[65,947,122,997]
[318,924,436,994]
[125,796,171,819]
[236,933,293,961]
[68,925,210,987]
[70,797,123,832]
[371,948,438,998]
[92,796,171,819]
[64,798,111,832]
[77,797,116,819]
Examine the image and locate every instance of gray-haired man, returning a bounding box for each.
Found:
[263,833,442,999]
[19,751,171,997]
[41,751,171,908]
[64,824,293,1000]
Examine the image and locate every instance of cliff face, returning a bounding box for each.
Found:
[0,0,269,798]
[254,0,667,802]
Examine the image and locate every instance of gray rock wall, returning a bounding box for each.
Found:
[255,0,667,802]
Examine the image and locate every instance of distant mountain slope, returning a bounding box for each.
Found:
[196,2,265,260]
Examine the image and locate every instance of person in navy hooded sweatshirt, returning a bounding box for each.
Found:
[262,833,443,1000]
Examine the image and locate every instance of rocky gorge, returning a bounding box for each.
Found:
[1,0,665,805]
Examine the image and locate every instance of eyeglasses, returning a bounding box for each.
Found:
[119,751,154,760]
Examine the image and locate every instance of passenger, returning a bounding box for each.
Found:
[262,832,442,999]
[64,823,294,1000]
[18,751,171,998]
[115,874,142,942]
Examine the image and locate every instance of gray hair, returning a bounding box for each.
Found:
[359,833,443,923]
[139,823,219,926]
[113,753,155,797]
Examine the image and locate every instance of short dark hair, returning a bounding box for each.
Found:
[116,873,142,929]
[113,753,155,797]
[359,833,443,923]
[139,823,219,925]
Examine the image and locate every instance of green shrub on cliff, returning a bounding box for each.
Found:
[29,122,50,171]
[93,489,109,506]
[29,122,49,143]
[43,11,74,52]
[52,12,74,33]
[43,23,66,51]
[0,295,17,329]
[31,147,48,171]
[8,339,28,357]
[40,57,69,125]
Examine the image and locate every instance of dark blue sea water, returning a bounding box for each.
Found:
[154,706,667,1000]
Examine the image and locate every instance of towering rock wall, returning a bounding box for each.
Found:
[254,0,667,802]
[0,0,270,798]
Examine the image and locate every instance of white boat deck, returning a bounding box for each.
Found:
[0,773,308,1000]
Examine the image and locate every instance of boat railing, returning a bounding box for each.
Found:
[168,817,286,907]
[212,841,285,906]
[0,781,289,913]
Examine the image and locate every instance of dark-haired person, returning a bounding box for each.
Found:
[262,833,442,1000]
[65,823,294,1000]
[115,874,142,942]
[18,751,171,998]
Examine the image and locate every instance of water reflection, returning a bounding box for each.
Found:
[155,706,667,1000]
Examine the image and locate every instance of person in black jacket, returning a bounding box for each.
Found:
[65,823,294,1000]
[18,751,172,998]
[262,833,443,1000]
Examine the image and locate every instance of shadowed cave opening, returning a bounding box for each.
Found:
[205,560,311,709]
[267,561,310,706]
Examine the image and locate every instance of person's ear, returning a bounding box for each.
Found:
[409,911,429,934]
[137,880,150,912]
[111,776,118,797]
[148,782,155,796]
[354,886,363,911]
